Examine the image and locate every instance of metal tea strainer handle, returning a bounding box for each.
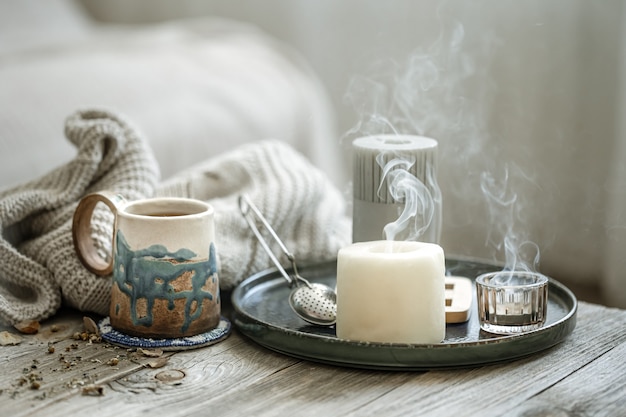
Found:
[238,194,337,326]
[238,194,310,288]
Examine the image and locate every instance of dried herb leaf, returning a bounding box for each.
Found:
[0,331,22,346]
[14,320,40,334]
[82,317,99,336]
[145,357,169,369]
[138,348,163,357]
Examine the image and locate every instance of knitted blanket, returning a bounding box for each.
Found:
[0,109,160,325]
[157,138,351,291]
[0,109,350,325]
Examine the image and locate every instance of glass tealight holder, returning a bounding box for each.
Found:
[475,271,548,335]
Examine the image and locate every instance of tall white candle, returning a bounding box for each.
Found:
[336,240,445,344]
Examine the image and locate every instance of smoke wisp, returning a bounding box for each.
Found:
[378,154,436,242]
[345,5,544,270]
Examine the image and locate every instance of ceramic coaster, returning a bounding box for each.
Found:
[98,316,231,351]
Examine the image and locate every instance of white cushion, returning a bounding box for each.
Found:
[0,0,92,55]
[0,17,339,190]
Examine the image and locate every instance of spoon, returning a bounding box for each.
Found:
[238,194,337,326]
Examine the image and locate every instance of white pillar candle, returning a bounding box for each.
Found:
[336,240,446,344]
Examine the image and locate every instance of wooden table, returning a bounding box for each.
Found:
[1,298,624,417]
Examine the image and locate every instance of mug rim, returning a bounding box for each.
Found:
[120,197,213,219]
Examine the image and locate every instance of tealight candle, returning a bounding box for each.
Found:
[475,271,548,334]
[336,240,445,344]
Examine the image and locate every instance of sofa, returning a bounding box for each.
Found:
[0,0,343,191]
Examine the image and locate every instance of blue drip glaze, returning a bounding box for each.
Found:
[113,231,218,333]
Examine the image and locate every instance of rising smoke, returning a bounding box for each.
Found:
[344,7,544,271]
[377,154,435,242]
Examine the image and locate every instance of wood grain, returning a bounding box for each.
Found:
[1,302,624,417]
[506,341,626,417]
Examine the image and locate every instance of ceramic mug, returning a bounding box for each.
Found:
[72,191,220,338]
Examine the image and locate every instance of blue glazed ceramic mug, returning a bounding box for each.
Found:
[72,192,220,338]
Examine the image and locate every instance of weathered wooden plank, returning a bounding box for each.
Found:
[2,302,624,417]
[181,360,422,417]
[338,303,626,417]
[1,310,87,410]
[506,341,626,417]
[0,311,180,417]
[130,301,621,417]
[14,329,300,417]
[48,302,626,417]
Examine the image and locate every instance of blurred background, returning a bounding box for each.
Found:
[2,0,625,307]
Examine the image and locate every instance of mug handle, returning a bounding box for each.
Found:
[72,191,127,276]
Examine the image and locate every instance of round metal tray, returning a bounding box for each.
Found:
[231,257,577,370]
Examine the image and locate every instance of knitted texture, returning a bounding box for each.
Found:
[0,110,350,325]
[157,140,351,289]
[0,109,159,325]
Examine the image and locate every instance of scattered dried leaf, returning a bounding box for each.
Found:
[14,320,40,334]
[0,331,22,346]
[145,357,169,369]
[82,317,99,336]
[81,385,104,396]
[138,348,163,358]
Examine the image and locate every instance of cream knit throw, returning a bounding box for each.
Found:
[157,140,351,290]
[0,109,160,325]
[0,110,351,325]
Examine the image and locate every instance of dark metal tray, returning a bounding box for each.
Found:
[231,257,577,370]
